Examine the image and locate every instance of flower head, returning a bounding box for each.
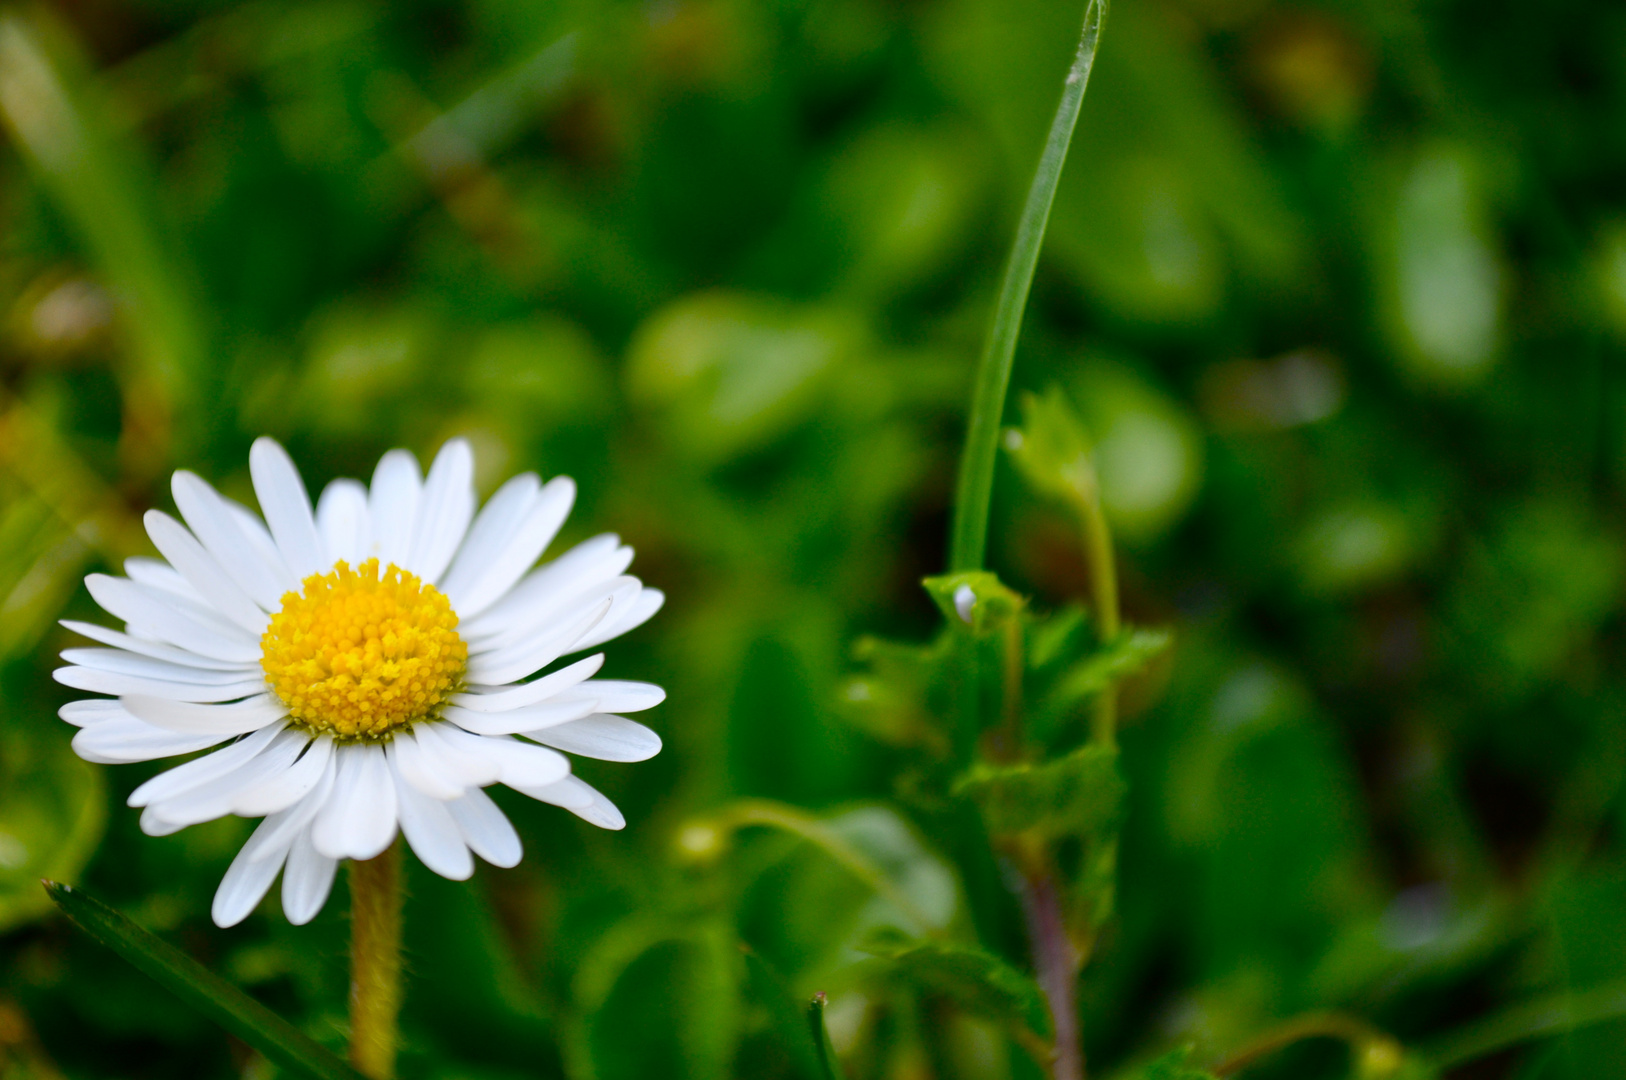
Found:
[56,437,664,927]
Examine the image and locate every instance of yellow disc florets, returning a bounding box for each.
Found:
[261,558,467,739]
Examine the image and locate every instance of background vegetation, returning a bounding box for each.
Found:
[1,0,1625,1076]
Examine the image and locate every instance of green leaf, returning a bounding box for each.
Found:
[569,915,742,1080]
[807,992,846,1080]
[1069,360,1206,542]
[625,291,864,463]
[1047,628,1173,706]
[1137,1046,1218,1080]
[866,939,1051,1040]
[43,882,364,1080]
[840,634,954,753]
[922,571,1025,635]
[956,743,1126,841]
[1006,385,1096,506]
[699,801,961,944]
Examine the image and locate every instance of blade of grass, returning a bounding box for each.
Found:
[808,992,846,1080]
[947,0,1107,573]
[43,881,364,1080]
[742,946,825,1080]
[1423,978,1626,1072]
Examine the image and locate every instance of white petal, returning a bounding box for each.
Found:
[72,715,224,763]
[435,726,570,788]
[407,439,475,584]
[389,728,467,799]
[85,575,260,663]
[145,731,312,828]
[443,699,598,736]
[442,476,576,619]
[527,714,661,763]
[368,449,421,568]
[282,829,339,925]
[409,721,504,789]
[59,699,125,727]
[128,722,287,806]
[513,775,625,830]
[247,755,338,860]
[144,510,269,634]
[173,470,295,608]
[391,765,473,880]
[123,693,287,736]
[316,478,372,567]
[452,653,603,713]
[474,574,639,656]
[59,648,258,684]
[555,679,666,713]
[461,534,631,642]
[123,557,202,601]
[223,498,298,594]
[465,594,618,687]
[311,744,398,860]
[54,666,267,702]
[572,587,664,650]
[250,437,326,579]
[212,819,294,927]
[445,787,521,867]
[141,804,188,836]
[437,473,539,605]
[233,735,335,816]
[60,620,249,671]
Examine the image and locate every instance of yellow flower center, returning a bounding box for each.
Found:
[261,558,467,739]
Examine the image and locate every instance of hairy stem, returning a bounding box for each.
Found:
[1019,861,1083,1080]
[947,0,1107,573]
[348,841,404,1080]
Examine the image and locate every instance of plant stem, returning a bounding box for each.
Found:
[947,0,1106,573]
[1073,484,1119,750]
[990,612,1026,762]
[1018,858,1083,1080]
[1211,1012,1399,1077]
[348,841,403,1080]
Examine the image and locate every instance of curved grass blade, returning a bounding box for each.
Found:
[1423,978,1626,1072]
[43,881,364,1080]
[742,945,824,1080]
[947,0,1108,573]
[807,992,847,1080]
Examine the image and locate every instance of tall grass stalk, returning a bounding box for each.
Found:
[947,0,1106,575]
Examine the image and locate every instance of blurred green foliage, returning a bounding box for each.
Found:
[1,0,1626,1077]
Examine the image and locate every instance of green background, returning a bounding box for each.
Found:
[1,0,1624,1076]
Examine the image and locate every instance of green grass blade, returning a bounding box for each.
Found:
[1423,978,1626,1072]
[43,881,364,1080]
[741,946,825,1080]
[947,0,1107,573]
[807,992,846,1080]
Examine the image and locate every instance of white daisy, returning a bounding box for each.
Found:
[55,437,664,928]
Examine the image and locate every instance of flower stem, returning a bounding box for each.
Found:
[947,0,1107,574]
[348,840,403,1080]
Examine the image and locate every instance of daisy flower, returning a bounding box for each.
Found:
[55,438,664,928]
